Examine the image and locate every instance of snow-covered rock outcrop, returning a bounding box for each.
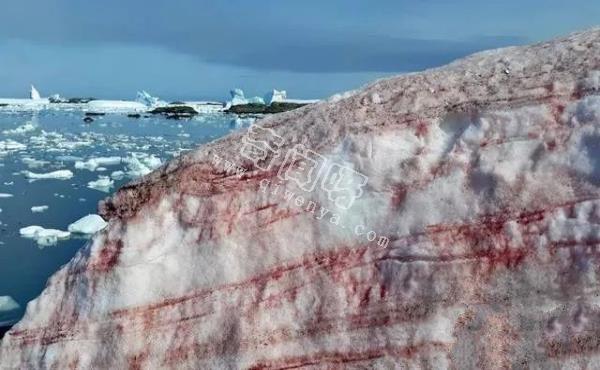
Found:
[2,29,600,369]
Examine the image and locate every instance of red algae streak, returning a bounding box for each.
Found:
[248,343,449,370]
[128,351,149,370]
[90,240,124,272]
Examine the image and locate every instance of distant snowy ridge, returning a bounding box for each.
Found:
[1,86,319,114]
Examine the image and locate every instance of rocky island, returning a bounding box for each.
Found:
[1,28,600,369]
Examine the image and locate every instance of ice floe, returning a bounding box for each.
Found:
[23,170,74,180]
[0,296,19,313]
[110,171,125,180]
[87,176,114,192]
[86,100,147,113]
[19,226,70,246]
[0,193,13,198]
[0,139,27,152]
[75,157,122,172]
[31,206,49,213]
[2,122,37,135]
[68,214,108,235]
[22,157,50,169]
[123,153,162,178]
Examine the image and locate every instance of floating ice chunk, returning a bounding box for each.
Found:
[0,296,19,313]
[22,157,49,169]
[30,85,41,100]
[55,155,83,163]
[68,214,108,235]
[2,122,37,135]
[56,140,93,150]
[0,193,13,198]
[19,226,69,238]
[123,153,162,178]
[110,171,125,180]
[23,170,73,180]
[0,140,27,152]
[19,225,70,246]
[124,157,151,178]
[142,154,162,169]
[264,89,287,105]
[75,157,122,171]
[87,176,114,192]
[31,206,49,213]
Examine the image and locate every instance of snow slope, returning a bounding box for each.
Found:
[1,28,600,369]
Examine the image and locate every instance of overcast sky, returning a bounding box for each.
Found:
[0,0,598,100]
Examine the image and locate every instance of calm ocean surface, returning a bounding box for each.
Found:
[0,110,241,328]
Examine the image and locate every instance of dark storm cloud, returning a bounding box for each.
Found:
[0,0,525,73]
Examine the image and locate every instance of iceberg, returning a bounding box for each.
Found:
[264,89,287,105]
[30,85,41,100]
[228,88,247,106]
[135,90,163,107]
[68,214,108,235]
[226,88,265,107]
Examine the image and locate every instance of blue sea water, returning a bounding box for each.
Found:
[0,110,240,328]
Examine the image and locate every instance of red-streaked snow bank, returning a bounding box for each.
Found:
[2,28,600,369]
